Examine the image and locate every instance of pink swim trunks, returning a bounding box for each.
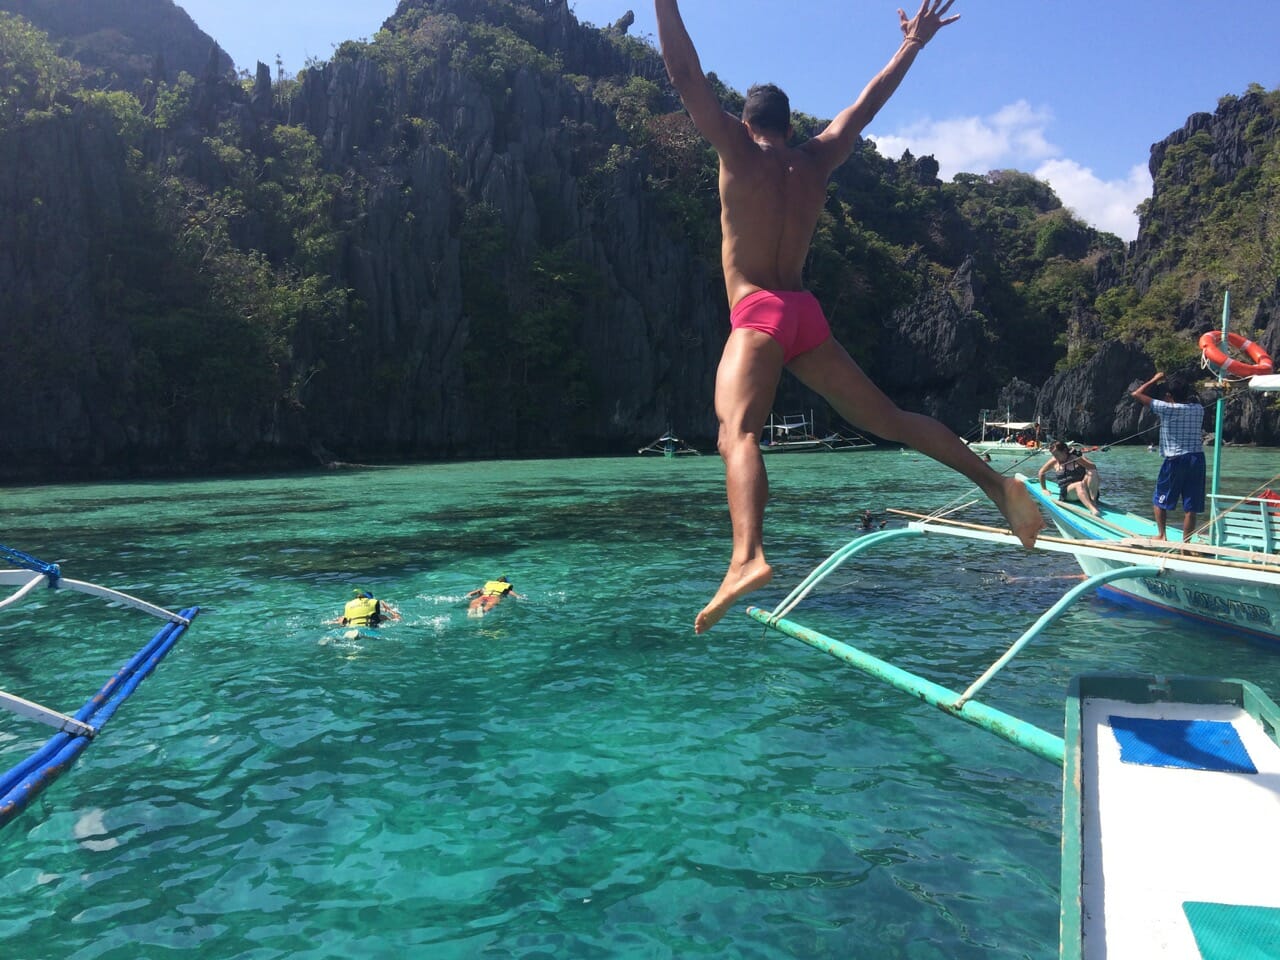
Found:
[729,289,832,364]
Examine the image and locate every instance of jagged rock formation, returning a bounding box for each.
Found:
[0,0,1277,481]
[0,0,232,87]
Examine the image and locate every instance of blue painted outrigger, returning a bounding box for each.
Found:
[0,545,199,830]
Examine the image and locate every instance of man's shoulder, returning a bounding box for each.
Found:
[1151,398,1200,411]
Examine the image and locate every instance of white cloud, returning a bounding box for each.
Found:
[867,101,1153,242]
[1033,158,1151,242]
[868,99,1057,179]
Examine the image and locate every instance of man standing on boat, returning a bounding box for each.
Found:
[1131,372,1207,541]
[654,0,1043,634]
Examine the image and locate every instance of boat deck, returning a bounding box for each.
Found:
[1080,695,1280,957]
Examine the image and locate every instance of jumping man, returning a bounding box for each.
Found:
[654,0,1043,633]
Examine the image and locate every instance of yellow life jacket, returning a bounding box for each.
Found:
[482,580,513,597]
[343,596,380,626]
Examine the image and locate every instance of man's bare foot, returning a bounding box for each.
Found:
[695,559,773,634]
[995,476,1044,548]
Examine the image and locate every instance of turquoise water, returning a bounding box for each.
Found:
[3,447,1280,959]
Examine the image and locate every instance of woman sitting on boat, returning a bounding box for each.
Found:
[1037,441,1102,517]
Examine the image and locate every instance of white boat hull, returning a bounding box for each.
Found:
[1026,479,1280,647]
[1073,549,1280,644]
[967,440,1043,460]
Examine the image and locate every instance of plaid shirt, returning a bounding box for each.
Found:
[1150,399,1205,458]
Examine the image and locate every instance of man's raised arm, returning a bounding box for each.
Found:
[655,0,745,152]
[805,0,959,175]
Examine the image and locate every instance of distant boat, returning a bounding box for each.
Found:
[967,409,1044,460]
[759,412,875,454]
[638,431,701,457]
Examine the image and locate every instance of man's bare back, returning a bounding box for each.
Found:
[656,0,1042,633]
[718,140,828,309]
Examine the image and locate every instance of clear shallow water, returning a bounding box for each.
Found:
[2,447,1279,959]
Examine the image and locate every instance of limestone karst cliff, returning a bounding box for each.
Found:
[1,0,1277,480]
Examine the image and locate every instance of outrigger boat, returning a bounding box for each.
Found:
[637,431,701,457]
[0,544,198,829]
[966,409,1044,460]
[759,411,875,454]
[741,291,1280,953]
[748,513,1280,958]
[1024,292,1280,647]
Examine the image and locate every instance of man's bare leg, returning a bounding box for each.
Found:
[1182,510,1197,543]
[695,329,784,634]
[787,338,1043,548]
[1154,505,1168,540]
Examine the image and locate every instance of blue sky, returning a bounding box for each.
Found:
[177,1,1279,242]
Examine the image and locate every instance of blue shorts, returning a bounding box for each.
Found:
[1153,452,1206,512]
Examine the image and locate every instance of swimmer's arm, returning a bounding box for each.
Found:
[805,1,959,174]
[1037,458,1051,486]
[654,0,750,156]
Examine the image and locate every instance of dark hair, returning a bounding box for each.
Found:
[742,83,790,136]
[1050,440,1070,454]
[1164,375,1194,404]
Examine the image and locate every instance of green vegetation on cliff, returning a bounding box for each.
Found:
[2,0,1279,477]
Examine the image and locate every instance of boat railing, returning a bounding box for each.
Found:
[1206,493,1280,554]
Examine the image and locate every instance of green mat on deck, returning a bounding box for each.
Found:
[1183,902,1280,959]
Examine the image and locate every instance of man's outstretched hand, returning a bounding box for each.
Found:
[898,0,960,46]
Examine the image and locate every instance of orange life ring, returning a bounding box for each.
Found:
[1198,330,1274,377]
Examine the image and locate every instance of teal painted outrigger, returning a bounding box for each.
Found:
[750,520,1280,958]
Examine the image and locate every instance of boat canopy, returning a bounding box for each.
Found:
[985,421,1037,430]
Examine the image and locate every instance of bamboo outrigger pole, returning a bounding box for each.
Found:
[747,605,1066,764]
